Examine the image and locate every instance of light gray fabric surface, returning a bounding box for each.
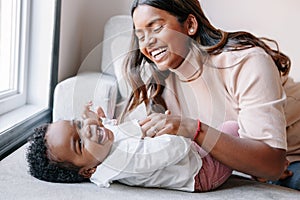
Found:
[1,144,299,200]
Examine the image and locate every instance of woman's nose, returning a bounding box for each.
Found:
[146,35,155,46]
[140,33,156,48]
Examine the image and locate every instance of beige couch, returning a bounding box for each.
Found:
[52,15,134,122]
[2,15,299,200]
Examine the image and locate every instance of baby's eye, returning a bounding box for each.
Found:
[72,119,82,130]
[77,121,82,129]
[78,139,82,152]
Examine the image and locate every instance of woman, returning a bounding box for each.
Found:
[120,0,300,190]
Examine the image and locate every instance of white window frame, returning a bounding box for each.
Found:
[0,0,59,159]
[0,0,28,115]
[0,0,57,133]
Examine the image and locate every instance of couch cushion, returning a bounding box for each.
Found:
[101,15,132,77]
[53,72,118,121]
[101,15,133,113]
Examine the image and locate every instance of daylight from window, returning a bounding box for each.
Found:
[0,0,20,98]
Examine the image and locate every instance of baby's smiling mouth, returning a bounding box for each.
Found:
[96,126,106,144]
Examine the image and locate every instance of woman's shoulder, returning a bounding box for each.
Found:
[204,46,280,94]
[235,46,267,56]
[208,47,269,69]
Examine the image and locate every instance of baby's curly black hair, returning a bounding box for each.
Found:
[26,124,89,183]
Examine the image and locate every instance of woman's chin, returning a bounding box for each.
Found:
[155,59,182,71]
[156,63,170,71]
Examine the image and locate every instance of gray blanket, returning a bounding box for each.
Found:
[1,144,299,200]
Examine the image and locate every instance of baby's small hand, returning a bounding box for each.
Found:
[82,101,103,126]
[82,101,95,118]
[96,106,106,118]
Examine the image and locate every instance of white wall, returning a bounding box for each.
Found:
[201,0,300,81]
[59,0,300,82]
[58,0,132,81]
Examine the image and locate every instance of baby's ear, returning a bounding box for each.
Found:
[79,167,97,178]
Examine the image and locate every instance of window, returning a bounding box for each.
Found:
[0,0,60,159]
[0,0,27,115]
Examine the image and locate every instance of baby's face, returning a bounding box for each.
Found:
[45,119,114,171]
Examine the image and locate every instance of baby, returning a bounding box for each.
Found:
[26,102,239,192]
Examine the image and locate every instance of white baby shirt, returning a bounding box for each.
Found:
[90,120,202,192]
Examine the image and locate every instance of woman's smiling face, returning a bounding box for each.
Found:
[133,5,190,71]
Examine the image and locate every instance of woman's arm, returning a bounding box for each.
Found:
[140,49,289,180]
[195,121,286,181]
[140,115,286,180]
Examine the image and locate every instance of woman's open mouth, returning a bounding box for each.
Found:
[151,47,167,61]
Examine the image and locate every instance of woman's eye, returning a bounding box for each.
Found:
[153,25,164,33]
[137,35,145,41]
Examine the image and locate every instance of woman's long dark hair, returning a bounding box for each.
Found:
[119,0,290,122]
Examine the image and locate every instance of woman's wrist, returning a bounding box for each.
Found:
[193,119,201,141]
[180,118,202,140]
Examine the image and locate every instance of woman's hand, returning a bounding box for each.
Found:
[278,159,293,180]
[139,111,198,139]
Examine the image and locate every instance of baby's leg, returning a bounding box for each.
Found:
[218,120,239,137]
[194,121,239,192]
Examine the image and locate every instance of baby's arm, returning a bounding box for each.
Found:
[82,101,117,126]
[107,111,191,173]
[82,101,104,118]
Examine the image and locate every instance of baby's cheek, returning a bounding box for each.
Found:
[84,140,112,163]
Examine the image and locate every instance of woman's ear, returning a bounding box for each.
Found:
[186,14,198,36]
[79,167,97,178]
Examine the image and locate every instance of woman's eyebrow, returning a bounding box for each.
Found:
[135,18,163,32]
[135,29,144,35]
[147,17,163,27]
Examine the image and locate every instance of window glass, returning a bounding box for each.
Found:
[0,0,27,115]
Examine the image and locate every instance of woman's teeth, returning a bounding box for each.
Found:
[151,48,167,59]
